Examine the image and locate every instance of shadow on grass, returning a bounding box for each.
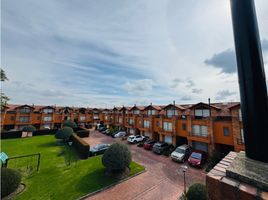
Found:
[75,168,117,194]
[37,141,59,148]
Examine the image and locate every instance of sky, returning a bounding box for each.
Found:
[1,0,268,108]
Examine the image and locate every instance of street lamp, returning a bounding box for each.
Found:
[181,165,188,194]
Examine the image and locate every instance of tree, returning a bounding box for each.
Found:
[186,183,208,200]
[0,69,10,110]
[55,127,73,141]
[62,120,77,128]
[102,143,132,172]
[22,125,36,132]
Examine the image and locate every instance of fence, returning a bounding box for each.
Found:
[5,153,41,175]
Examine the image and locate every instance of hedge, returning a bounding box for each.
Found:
[1,131,22,139]
[33,129,58,136]
[73,127,89,138]
[1,168,22,198]
[71,134,90,159]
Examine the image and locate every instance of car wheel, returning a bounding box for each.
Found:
[134,140,137,144]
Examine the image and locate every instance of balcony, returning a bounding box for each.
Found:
[188,132,210,143]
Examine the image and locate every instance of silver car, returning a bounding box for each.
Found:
[171,144,191,162]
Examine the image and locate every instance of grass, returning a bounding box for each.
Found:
[1,135,145,200]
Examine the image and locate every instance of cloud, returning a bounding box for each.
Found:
[204,39,268,74]
[180,95,192,101]
[170,78,195,89]
[204,49,237,74]
[123,79,153,96]
[192,88,203,94]
[215,90,236,100]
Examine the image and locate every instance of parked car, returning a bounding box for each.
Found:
[104,129,110,134]
[127,135,145,144]
[152,142,170,154]
[143,139,156,150]
[110,130,120,137]
[188,150,207,168]
[98,126,106,132]
[90,143,110,156]
[113,131,127,138]
[170,144,192,162]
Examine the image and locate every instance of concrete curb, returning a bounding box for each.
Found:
[78,168,146,200]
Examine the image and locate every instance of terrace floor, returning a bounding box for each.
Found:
[83,131,206,200]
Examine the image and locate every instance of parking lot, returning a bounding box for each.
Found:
[82,131,206,200]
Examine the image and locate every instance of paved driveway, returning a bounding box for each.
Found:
[82,131,206,200]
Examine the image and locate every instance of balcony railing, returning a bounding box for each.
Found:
[189,132,209,138]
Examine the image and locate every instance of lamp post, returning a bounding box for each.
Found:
[181,165,188,194]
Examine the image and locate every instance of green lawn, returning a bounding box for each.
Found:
[1,135,145,200]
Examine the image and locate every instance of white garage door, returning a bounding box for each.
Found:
[164,136,172,144]
[192,141,208,152]
[144,132,151,137]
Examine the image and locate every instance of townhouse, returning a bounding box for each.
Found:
[1,102,245,155]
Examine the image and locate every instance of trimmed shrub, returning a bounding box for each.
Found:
[1,131,22,139]
[205,150,223,172]
[102,143,132,172]
[62,120,77,128]
[1,168,22,198]
[33,129,58,136]
[22,125,36,132]
[55,127,73,141]
[186,183,208,200]
[71,134,90,159]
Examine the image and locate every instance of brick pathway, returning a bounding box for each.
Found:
[82,131,206,200]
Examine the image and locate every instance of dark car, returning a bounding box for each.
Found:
[98,126,107,132]
[143,139,156,150]
[90,144,110,156]
[152,142,170,154]
[188,150,207,168]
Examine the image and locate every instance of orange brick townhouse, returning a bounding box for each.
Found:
[1,102,245,155]
[104,102,245,155]
[0,104,103,131]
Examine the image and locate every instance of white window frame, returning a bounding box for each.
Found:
[44,116,52,122]
[143,120,150,128]
[163,122,172,131]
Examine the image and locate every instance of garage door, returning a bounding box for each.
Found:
[164,136,172,144]
[144,132,151,137]
[192,141,208,152]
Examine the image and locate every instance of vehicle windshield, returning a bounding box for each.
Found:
[94,144,103,149]
[191,152,201,159]
[175,148,185,154]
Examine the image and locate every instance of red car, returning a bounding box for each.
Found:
[188,150,207,168]
[143,140,156,150]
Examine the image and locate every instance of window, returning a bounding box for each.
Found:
[118,117,122,123]
[195,109,210,117]
[240,129,244,143]
[143,120,150,128]
[192,125,208,137]
[20,107,31,114]
[10,116,15,120]
[43,108,53,114]
[44,116,52,122]
[129,119,134,125]
[181,115,187,119]
[44,124,51,129]
[163,122,172,131]
[133,110,140,115]
[80,116,86,121]
[147,110,156,115]
[223,127,230,136]
[182,123,187,131]
[93,115,99,119]
[238,109,242,121]
[19,116,29,122]
[167,109,178,118]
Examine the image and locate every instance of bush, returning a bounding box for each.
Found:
[102,143,132,172]
[22,125,36,132]
[186,183,208,200]
[62,120,77,128]
[1,131,22,139]
[55,127,73,141]
[71,134,90,159]
[1,168,22,198]
[205,150,222,172]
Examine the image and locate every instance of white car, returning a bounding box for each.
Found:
[171,144,192,162]
[127,135,145,143]
[114,131,127,138]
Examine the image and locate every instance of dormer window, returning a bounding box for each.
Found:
[147,110,156,115]
[20,107,31,114]
[133,110,140,115]
[194,108,210,117]
[166,109,178,118]
[43,108,53,114]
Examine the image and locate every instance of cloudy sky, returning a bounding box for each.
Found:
[2,0,268,108]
